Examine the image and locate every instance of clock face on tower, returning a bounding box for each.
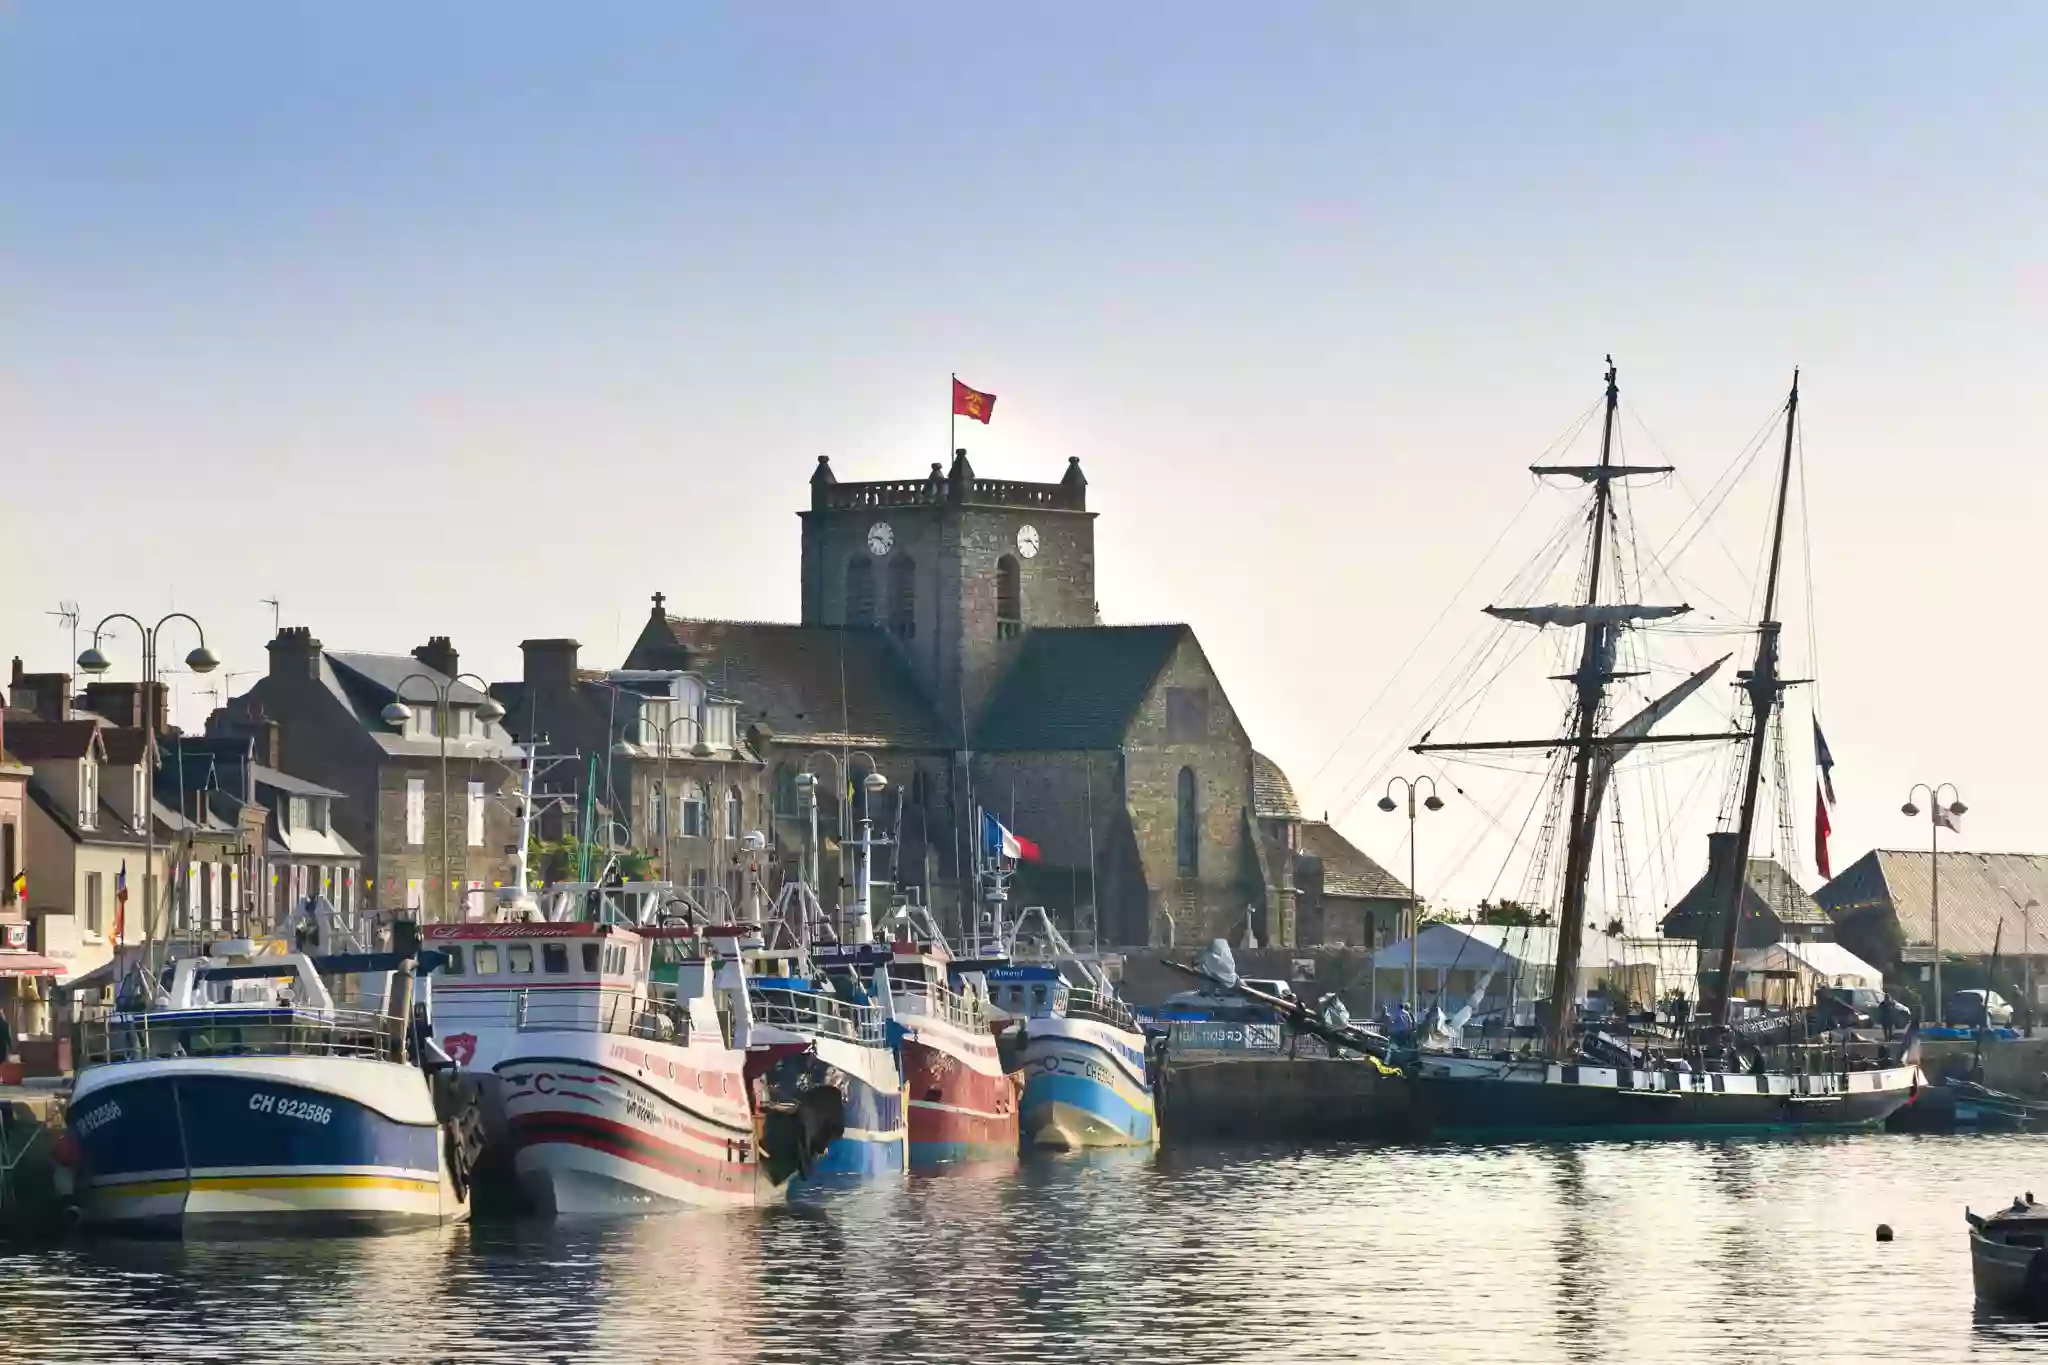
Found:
[1016,524,1040,559]
[867,522,895,557]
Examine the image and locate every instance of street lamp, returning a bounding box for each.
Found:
[1902,782,1966,1015]
[637,711,713,885]
[2005,887,2041,1036]
[853,771,890,944]
[79,613,217,946]
[1379,775,1445,1013]
[381,672,504,922]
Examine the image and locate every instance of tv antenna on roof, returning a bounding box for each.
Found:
[47,601,79,668]
[262,596,282,636]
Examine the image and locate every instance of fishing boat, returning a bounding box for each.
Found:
[1401,360,1920,1135]
[994,962,1157,1149]
[870,933,1017,1167]
[425,918,840,1214]
[63,940,476,1235]
[1970,1195,2048,1313]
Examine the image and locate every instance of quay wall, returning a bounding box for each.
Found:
[0,1089,67,1240]
[1160,1053,1416,1142]
[1920,1038,2048,1097]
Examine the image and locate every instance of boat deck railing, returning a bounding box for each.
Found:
[71,1004,408,1068]
[1065,987,1137,1033]
[513,987,695,1045]
[894,980,988,1033]
[748,985,885,1046]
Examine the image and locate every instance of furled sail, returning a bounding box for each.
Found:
[1576,654,1730,846]
[1484,603,1691,628]
[1529,464,1675,482]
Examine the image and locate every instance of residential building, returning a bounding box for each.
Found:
[212,631,522,922]
[491,637,770,913]
[1660,831,1833,952]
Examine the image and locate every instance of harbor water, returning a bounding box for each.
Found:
[3,1134,2047,1363]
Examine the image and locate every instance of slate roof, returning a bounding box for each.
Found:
[318,652,521,760]
[1298,821,1410,901]
[4,719,105,762]
[1663,855,1828,933]
[1251,752,1301,821]
[636,619,948,750]
[973,626,1188,752]
[251,764,347,800]
[1815,849,2048,957]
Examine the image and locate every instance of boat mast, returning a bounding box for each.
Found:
[1541,358,1621,1056]
[1710,371,1801,1027]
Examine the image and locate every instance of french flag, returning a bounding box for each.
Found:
[982,810,1041,864]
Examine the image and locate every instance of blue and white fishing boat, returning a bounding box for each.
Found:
[64,941,476,1235]
[726,932,907,1180]
[991,962,1157,1149]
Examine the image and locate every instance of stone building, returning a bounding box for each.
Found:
[491,635,771,913]
[633,448,1315,948]
[213,629,522,922]
[1660,830,1833,951]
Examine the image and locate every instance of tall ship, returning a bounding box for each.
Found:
[1400,360,1920,1134]
[62,939,477,1235]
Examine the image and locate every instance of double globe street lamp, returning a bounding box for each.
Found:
[1902,781,1967,1013]
[78,612,218,945]
[1379,775,1445,1015]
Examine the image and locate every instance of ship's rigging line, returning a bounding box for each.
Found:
[1304,396,1605,795]
[1323,493,1594,824]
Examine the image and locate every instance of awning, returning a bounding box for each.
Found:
[0,952,65,979]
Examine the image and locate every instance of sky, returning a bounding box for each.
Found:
[2,4,2043,927]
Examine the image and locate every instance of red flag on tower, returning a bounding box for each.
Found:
[952,378,996,424]
[1814,783,1833,880]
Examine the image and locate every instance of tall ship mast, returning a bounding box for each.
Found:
[1398,360,1919,1134]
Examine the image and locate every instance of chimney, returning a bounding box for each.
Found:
[413,636,457,679]
[10,666,73,722]
[1705,830,1747,915]
[521,639,580,692]
[268,627,323,680]
[82,681,140,728]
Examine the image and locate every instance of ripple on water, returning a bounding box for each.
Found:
[8,1135,2048,1363]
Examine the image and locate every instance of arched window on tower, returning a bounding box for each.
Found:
[996,555,1021,639]
[889,557,917,640]
[846,558,875,626]
[1176,766,1199,877]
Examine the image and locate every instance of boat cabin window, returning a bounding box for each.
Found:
[508,944,534,974]
[583,943,601,973]
[543,943,569,974]
[475,945,500,975]
[441,947,466,976]
[1031,983,1049,1012]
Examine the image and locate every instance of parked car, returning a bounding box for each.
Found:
[1810,986,1913,1033]
[1944,989,2014,1029]
[1238,978,1299,1004]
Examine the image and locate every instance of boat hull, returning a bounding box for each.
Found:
[1017,1017,1157,1150]
[801,1039,907,1180]
[499,1033,781,1214]
[1413,1055,1922,1137]
[901,1017,1019,1167]
[1973,1230,2048,1313]
[67,1057,464,1236]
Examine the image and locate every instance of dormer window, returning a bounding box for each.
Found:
[408,706,436,739]
[287,796,328,835]
[79,757,99,830]
[640,699,673,749]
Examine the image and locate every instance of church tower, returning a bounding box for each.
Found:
[799,449,1097,736]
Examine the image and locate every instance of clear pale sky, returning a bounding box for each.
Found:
[3,5,2041,925]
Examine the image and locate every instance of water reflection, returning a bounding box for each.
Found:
[5,1136,2048,1363]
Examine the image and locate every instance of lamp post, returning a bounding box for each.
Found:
[853,771,889,944]
[1902,782,1967,1017]
[381,673,504,922]
[2005,888,2040,1036]
[631,712,712,884]
[78,613,218,946]
[1379,775,1444,1012]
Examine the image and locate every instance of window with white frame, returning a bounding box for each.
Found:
[84,871,103,935]
[640,700,672,749]
[725,786,742,840]
[406,777,426,846]
[408,705,436,739]
[652,782,667,840]
[79,758,99,830]
[467,781,485,848]
[680,782,707,838]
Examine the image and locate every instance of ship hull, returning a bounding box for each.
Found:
[499,1033,780,1214]
[68,1057,464,1236]
[1413,1055,1922,1137]
[1017,1017,1157,1150]
[799,1036,907,1180]
[901,1016,1018,1167]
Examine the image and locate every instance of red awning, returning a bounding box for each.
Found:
[0,953,65,979]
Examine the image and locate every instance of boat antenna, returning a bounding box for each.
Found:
[1710,370,1801,1028]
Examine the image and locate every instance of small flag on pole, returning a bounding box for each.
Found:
[8,869,23,905]
[115,860,128,945]
[981,810,1040,864]
[952,378,996,424]
[1813,721,1837,806]
[1814,782,1833,880]
[1934,803,1964,834]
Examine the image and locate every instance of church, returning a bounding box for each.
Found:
[624,448,1403,949]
